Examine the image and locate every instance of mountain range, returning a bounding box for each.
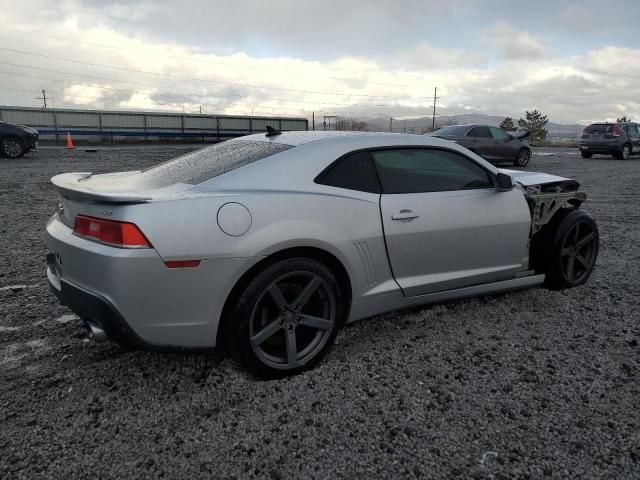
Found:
[358,113,585,138]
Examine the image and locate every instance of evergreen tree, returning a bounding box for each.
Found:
[518,110,548,141]
[617,116,631,122]
[499,117,516,131]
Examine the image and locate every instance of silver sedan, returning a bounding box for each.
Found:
[46,131,599,378]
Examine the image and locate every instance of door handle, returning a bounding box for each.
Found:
[391,210,419,220]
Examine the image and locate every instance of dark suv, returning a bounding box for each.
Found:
[579,122,640,160]
[0,120,39,159]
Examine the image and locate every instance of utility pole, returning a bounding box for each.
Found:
[199,105,202,114]
[403,120,406,133]
[431,87,440,130]
[389,117,393,132]
[36,89,47,109]
[312,111,315,131]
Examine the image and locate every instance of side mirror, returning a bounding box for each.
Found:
[495,172,513,192]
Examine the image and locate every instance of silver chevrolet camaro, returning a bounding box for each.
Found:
[46,130,599,378]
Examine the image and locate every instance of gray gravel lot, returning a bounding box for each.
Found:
[1,145,639,479]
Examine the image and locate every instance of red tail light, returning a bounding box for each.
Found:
[73,215,152,249]
[612,123,622,137]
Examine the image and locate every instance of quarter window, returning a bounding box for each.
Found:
[315,151,381,194]
[371,148,494,194]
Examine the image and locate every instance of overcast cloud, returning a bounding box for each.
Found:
[0,0,638,124]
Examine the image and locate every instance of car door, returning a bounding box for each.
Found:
[373,147,531,296]
[627,124,640,155]
[465,126,495,160]
[489,127,519,162]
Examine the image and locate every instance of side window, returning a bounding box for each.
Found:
[490,127,511,140]
[315,150,381,194]
[467,126,492,138]
[371,148,494,194]
[628,124,639,136]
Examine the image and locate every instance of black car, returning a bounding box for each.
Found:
[579,122,640,160]
[0,120,39,159]
[429,124,531,167]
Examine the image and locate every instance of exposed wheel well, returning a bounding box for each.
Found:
[217,246,352,349]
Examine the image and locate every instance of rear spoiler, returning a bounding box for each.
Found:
[51,173,152,203]
[511,130,530,139]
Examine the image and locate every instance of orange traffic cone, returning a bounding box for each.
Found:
[66,132,75,150]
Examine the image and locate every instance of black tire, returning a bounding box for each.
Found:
[225,257,346,379]
[0,136,25,159]
[580,151,592,159]
[540,208,599,289]
[614,143,631,160]
[514,148,531,167]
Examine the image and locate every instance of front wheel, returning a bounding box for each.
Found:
[0,136,25,159]
[580,151,592,159]
[514,148,531,167]
[225,258,345,378]
[543,208,599,289]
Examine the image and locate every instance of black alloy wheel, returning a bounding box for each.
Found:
[227,257,345,378]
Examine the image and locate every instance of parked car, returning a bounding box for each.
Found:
[429,124,531,166]
[0,120,38,158]
[46,131,598,378]
[578,122,640,159]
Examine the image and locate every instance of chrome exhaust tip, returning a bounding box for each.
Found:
[86,321,107,343]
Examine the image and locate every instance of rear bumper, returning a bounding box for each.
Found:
[579,144,620,154]
[47,258,144,347]
[45,214,260,348]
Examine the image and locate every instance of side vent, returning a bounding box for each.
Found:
[353,241,378,287]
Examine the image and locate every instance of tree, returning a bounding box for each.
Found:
[617,116,631,122]
[518,110,548,141]
[499,117,517,131]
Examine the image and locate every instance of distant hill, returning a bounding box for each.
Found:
[358,113,585,138]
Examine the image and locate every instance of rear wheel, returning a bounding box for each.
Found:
[226,257,345,378]
[514,148,531,167]
[580,151,592,159]
[614,143,631,160]
[0,136,25,159]
[542,208,599,289]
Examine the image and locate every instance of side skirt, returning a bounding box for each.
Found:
[348,274,545,323]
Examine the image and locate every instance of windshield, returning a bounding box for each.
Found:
[142,139,292,184]
[430,126,470,137]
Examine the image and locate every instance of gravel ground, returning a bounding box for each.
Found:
[1,145,639,479]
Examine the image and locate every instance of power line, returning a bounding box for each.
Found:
[1,27,428,90]
[0,66,431,109]
[0,46,431,101]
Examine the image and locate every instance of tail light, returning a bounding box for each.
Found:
[73,215,151,249]
[612,124,622,137]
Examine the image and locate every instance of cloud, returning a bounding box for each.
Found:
[0,0,639,125]
[484,21,551,61]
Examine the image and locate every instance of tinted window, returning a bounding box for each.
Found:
[142,140,292,184]
[627,124,639,136]
[371,148,494,194]
[430,126,470,137]
[490,127,511,140]
[316,151,381,193]
[467,127,492,138]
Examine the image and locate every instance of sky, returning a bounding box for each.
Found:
[0,0,639,125]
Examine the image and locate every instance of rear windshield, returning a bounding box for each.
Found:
[584,124,615,134]
[142,139,292,184]
[430,126,470,137]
